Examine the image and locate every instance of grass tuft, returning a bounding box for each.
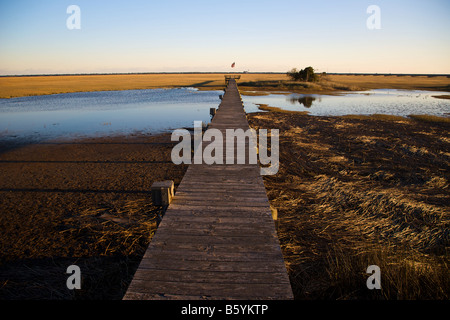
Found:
[408,114,450,124]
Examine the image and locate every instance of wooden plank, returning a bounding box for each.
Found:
[166,202,270,209]
[149,226,273,238]
[157,220,275,233]
[172,195,270,203]
[174,189,268,196]
[125,281,292,300]
[165,204,276,212]
[155,215,274,225]
[142,249,283,262]
[131,269,291,285]
[136,256,288,273]
[158,213,275,227]
[145,234,278,246]
[158,209,274,218]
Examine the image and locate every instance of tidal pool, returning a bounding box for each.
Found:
[241,89,450,116]
[0,88,222,143]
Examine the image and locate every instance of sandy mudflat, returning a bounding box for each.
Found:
[0,133,187,299]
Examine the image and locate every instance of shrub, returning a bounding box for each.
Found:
[287,66,319,82]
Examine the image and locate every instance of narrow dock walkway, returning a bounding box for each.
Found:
[124,79,293,300]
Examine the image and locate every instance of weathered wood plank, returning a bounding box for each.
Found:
[126,280,293,299]
[146,234,278,246]
[158,209,274,218]
[174,189,267,196]
[169,200,270,208]
[155,215,274,225]
[126,280,293,300]
[136,256,288,273]
[131,269,291,285]
[149,226,273,237]
[165,204,276,213]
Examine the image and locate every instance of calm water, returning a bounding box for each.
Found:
[242,89,450,116]
[1,88,449,143]
[0,88,222,143]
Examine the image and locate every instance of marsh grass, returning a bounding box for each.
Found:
[239,80,360,93]
[323,244,449,300]
[278,175,449,300]
[432,95,450,100]
[60,198,160,257]
[0,73,285,98]
[0,198,161,299]
[408,114,450,124]
[1,74,449,98]
[256,103,309,114]
[248,111,449,300]
[342,114,407,122]
[239,74,450,94]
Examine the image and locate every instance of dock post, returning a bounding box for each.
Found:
[151,180,174,223]
[151,180,174,206]
[270,205,278,231]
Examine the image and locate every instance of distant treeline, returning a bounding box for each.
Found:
[0,72,284,77]
[327,73,450,77]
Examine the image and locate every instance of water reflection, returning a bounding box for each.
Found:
[288,95,317,108]
[242,89,450,116]
[1,88,449,144]
[0,88,222,143]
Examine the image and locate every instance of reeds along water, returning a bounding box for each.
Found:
[309,176,447,252]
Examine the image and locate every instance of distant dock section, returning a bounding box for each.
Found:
[224,75,241,85]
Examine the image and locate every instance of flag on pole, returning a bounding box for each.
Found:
[231,62,235,68]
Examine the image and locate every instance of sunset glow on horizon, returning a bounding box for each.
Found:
[1,0,449,75]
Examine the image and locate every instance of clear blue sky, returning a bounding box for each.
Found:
[1,0,449,74]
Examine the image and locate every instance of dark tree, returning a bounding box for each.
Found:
[287,66,318,82]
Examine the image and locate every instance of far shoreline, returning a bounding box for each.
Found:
[1,73,450,99]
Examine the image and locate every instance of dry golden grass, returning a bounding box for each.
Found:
[248,111,449,299]
[408,114,450,124]
[0,73,286,98]
[432,95,450,100]
[255,103,309,114]
[342,114,407,122]
[239,74,450,94]
[1,73,449,99]
[327,74,450,92]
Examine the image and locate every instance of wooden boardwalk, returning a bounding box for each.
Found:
[123,79,293,300]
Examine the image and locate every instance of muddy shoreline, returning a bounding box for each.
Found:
[0,132,188,299]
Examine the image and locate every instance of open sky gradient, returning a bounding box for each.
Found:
[1,0,449,75]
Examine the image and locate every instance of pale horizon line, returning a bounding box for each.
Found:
[1,71,449,77]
